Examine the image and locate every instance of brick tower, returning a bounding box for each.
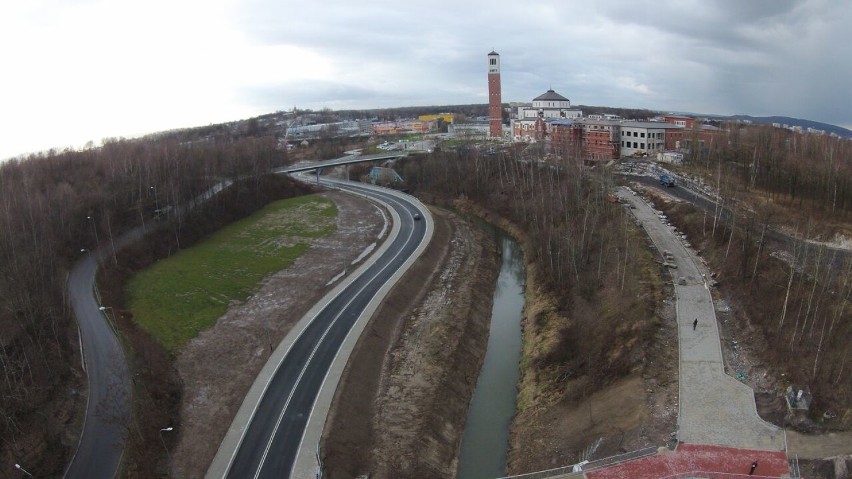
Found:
[487,51,502,138]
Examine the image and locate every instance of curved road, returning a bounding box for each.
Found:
[65,251,131,478]
[212,179,429,479]
[63,179,237,478]
[625,174,852,263]
[63,159,422,478]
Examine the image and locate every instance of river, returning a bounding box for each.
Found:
[456,232,525,479]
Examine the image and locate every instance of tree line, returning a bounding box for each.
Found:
[698,124,852,216]
[0,134,286,475]
[663,187,851,417]
[678,123,851,408]
[397,147,657,392]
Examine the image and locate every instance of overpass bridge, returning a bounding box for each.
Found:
[274,152,410,174]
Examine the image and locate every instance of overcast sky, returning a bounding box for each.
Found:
[2,0,850,160]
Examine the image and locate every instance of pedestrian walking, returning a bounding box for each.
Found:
[749,460,758,475]
[693,318,698,331]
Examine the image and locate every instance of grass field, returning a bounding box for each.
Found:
[127,195,337,352]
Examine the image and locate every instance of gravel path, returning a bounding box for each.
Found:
[617,187,786,452]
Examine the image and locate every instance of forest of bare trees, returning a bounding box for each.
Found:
[398,147,657,394]
[400,123,851,428]
[696,123,852,216]
[662,124,852,419]
[5,112,849,473]
[0,134,287,475]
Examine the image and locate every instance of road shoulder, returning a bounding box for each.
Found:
[320,207,500,478]
[170,191,385,477]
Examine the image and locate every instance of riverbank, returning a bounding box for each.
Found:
[447,198,677,473]
[456,232,525,478]
[382,195,671,473]
[321,206,500,478]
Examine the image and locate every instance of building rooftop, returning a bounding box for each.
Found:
[533,89,570,102]
[573,118,686,129]
[622,120,684,129]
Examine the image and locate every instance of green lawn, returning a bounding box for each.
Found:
[127,195,337,352]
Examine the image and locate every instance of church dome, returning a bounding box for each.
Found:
[533,89,569,102]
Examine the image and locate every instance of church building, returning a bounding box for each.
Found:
[511,89,583,141]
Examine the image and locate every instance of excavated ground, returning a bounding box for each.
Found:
[321,207,500,479]
[170,190,384,477]
[171,186,690,478]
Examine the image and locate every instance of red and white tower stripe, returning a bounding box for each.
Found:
[487,51,502,138]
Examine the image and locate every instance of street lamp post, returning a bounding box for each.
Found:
[159,426,174,462]
[15,463,33,477]
[99,306,116,331]
[87,215,99,248]
[150,186,159,218]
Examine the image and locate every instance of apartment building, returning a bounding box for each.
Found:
[619,121,673,156]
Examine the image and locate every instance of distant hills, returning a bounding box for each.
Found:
[716,115,852,138]
[576,105,851,139]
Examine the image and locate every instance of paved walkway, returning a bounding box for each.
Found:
[586,444,789,479]
[617,188,786,452]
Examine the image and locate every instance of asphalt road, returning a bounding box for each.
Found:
[221,179,428,479]
[64,180,225,479]
[64,251,131,479]
[624,174,851,265]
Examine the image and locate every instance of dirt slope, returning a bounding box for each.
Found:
[321,207,500,479]
[170,191,384,477]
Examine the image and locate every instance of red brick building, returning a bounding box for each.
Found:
[550,120,581,157]
[661,116,721,150]
[581,122,620,161]
[662,115,695,128]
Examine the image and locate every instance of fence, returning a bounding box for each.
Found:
[659,472,787,479]
[498,447,659,479]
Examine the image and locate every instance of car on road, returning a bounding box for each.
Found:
[413,213,421,220]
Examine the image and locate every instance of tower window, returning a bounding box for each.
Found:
[490,59,496,65]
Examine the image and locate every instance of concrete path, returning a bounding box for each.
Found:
[617,187,785,452]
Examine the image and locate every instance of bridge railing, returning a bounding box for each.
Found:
[497,446,658,479]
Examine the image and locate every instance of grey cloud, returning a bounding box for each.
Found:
[231,0,852,127]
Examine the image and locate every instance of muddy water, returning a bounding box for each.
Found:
[456,233,525,479]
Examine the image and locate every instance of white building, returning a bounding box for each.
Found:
[517,89,583,120]
[657,151,684,164]
[449,122,490,140]
[511,89,583,141]
[619,121,673,157]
